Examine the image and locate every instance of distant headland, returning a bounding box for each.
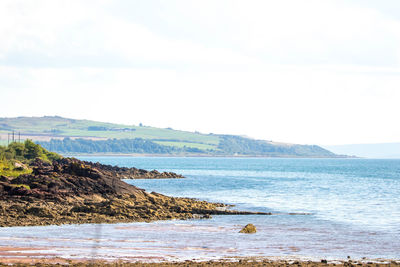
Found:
[0,116,346,158]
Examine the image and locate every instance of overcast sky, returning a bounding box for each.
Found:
[1,0,400,145]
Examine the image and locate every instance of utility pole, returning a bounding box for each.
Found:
[12,131,15,143]
[7,133,9,145]
[19,132,21,143]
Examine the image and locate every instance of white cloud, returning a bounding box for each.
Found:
[1,0,400,145]
[2,0,400,68]
[113,0,400,67]
[0,0,257,67]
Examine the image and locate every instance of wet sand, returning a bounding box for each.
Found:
[0,246,399,266]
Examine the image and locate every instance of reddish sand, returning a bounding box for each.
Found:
[0,246,399,266]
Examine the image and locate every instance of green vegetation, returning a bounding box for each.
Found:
[0,139,62,162]
[0,116,340,157]
[217,135,336,157]
[0,161,32,177]
[153,141,216,150]
[37,136,336,157]
[0,140,62,177]
[0,116,219,146]
[37,138,206,154]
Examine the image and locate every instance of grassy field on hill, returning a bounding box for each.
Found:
[0,116,340,157]
[0,116,219,150]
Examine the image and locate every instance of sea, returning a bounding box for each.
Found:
[1,157,399,262]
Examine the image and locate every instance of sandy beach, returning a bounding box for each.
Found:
[0,245,398,267]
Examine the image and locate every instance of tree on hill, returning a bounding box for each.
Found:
[0,140,62,163]
[0,140,62,177]
[37,138,208,154]
[24,139,44,159]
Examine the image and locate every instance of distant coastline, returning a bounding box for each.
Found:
[0,116,345,158]
[66,152,353,158]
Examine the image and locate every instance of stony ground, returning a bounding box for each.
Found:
[0,193,224,227]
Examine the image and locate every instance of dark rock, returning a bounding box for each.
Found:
[81,160,184,179]
[26,207,54,218]
[0,157,271,227]
[0,157,229,227]
[0,176,10,182]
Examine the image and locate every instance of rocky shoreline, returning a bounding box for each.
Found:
[0,157,271,227]
[83,160,184,179]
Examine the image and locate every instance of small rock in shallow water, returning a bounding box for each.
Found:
[192,214,212,219]
[239,223,257,233]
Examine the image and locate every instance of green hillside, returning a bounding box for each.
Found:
[0,116,219,149]
[0,116,340,157]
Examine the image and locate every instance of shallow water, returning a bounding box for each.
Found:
[1,157,399,261]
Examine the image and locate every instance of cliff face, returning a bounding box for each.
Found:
[0,158,221,227]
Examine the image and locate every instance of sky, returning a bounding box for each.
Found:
[1,0,400,146]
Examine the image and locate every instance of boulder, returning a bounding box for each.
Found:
[239,223,257,234]
[14,162,29,170]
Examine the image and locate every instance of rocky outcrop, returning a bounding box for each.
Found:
[82,160,184,179]
[0,193,227,227]
[0,158,252,227]
[0,158,276,227]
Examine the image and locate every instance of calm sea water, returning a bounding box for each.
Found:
[1,157,399,261]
